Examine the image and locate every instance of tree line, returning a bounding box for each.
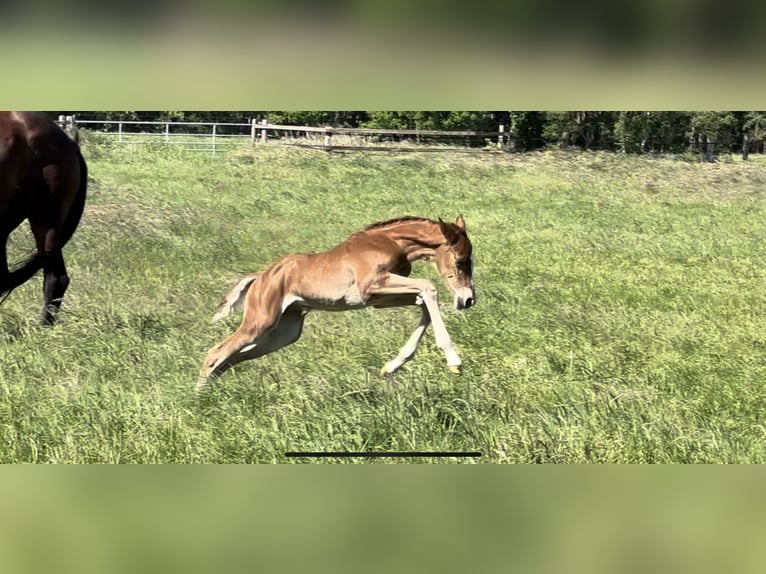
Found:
[61,111,766,160]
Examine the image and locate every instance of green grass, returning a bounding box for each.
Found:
[1,139,765,462]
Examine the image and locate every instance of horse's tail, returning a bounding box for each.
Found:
[0,146,87,305]
[211,273,259,323]
[0,254,43,304]
[60,146,88,248]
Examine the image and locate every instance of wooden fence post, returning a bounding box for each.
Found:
[65,115,79,145]
[118,121,123,144]
[212,123,217,156]
[704,135,716,163]
[251,118,257,145]
[324,128,333,150]
[165,123,169,143]
[260,119,267,144]
[497,124,505,149]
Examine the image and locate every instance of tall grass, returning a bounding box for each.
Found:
[1,140,764,462]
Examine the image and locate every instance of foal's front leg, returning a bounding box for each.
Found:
[368,274,463,374]
[380,305,430,376]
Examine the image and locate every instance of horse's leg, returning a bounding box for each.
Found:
[380,305,431,376]
[197,286,294,390]
[0,235,7,291]
[29,219,69,326]
[41,250,69,325]
[0,213,24,294]
[367,274,463,373]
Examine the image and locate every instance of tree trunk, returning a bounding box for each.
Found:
[742,131,750,161]
[508,131,517,153]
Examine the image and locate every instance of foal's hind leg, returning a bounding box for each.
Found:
[197,296,303,390]
[236,308,306,360]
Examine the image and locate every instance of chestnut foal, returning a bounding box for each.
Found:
[198,215,476,389]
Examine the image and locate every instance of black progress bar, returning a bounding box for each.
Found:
[285,452,481,458]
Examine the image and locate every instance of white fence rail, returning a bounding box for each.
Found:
[65,116,511,154]
[73,118,253,154]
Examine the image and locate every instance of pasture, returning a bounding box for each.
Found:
[1,138,764,463]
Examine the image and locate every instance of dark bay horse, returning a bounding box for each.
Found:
[0,112,87,325]
[199,215,476,389]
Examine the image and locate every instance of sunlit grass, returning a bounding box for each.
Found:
[1,140,764,462]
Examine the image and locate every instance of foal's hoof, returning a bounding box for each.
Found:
[448,365,462,375]
[380,366,394,378]
[196,374,211,391]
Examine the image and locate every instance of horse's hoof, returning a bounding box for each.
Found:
[448,365,462,375]
[380,366,393,378]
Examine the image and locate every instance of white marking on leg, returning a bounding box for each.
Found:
[237,309,306,361]
[281,294,304,313]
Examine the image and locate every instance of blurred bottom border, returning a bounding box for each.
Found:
[0,465,764,574]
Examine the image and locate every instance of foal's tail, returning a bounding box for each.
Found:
[211,273,259,323]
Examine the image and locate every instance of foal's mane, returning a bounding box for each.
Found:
[362,216,435,232]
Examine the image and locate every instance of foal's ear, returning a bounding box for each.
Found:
[455,214,466,230]
[438,218,460,244]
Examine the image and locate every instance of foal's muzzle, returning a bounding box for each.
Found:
[454,288,476,311]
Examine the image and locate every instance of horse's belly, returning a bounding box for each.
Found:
[283,283,367,313]
[341,283,365,307]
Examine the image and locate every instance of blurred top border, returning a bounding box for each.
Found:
[2,13,766,109]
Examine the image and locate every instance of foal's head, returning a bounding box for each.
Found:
[434,215,476,311]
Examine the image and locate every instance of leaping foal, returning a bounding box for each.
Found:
[198,215,476,390]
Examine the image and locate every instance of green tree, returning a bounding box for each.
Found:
[543,112,618,150]
[615,112,692,153]
[689,112,737,161]
[508,112,545,150]
[359,112,417,130]
[614,112,649,153]
[360,111,496,131]
[743,111,766,156]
